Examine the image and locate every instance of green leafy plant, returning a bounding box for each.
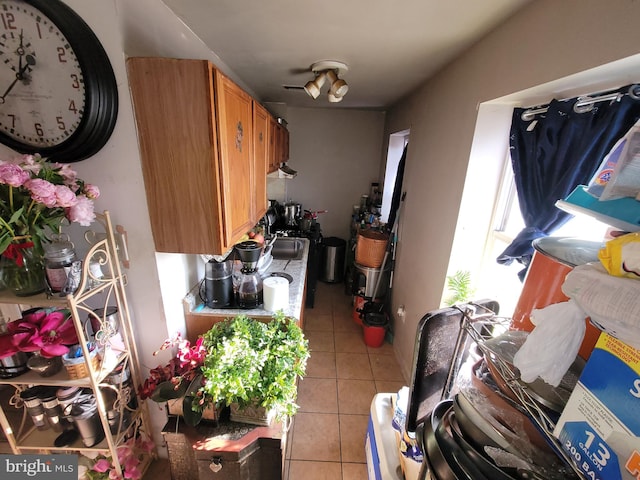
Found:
[139,313,309,426]
[444,270,476,305]
[200,312,309,420]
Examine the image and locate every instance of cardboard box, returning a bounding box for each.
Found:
[553,333,640,480]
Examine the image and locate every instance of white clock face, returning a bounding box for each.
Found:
[0,0,86,148]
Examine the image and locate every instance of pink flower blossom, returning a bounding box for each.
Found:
[55,162,78,185]
[8,309,78,358]
[0,163,30,187]
[54,185,78,208]
[66,195,96,226]
[25,178,57,207]
[17,154,41,175]
[84,184,100,199]
[0,333,19,359]
[124,465,141,480]
[92,459,112,473]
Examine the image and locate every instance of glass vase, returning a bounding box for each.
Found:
[0,238,46,296]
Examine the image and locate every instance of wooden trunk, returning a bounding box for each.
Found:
[162,416,284,480]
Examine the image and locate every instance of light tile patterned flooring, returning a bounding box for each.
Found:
[143,281,407,479]
[284,281,406,480]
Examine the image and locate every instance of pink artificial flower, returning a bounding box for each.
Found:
[84,184,100,200]
[92,458,112,473]
[25,178,57,207]
[109,469,120,480]
[17,154,41,175]
[7,319,40,353]
[10,310,78,358]
[55,162,78,185]
[177,337,206,370]
[0,163,30,187]
[66,195,96,226]
[117,444,134,465]
[0,333,19,359]
[54,185,78,208]
[124,465,141,480]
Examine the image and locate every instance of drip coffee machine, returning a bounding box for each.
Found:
[234,241,263,308]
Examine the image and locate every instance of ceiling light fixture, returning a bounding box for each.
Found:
[305,60,349,102]
[304,71,326,99]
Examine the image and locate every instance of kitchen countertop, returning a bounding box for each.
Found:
[183,239,309,333]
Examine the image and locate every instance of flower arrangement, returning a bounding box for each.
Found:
[0,307,78,359]
[0,153,99,274]
[84,433,154,480]
[138,333,210,426]
[139,312,309,426]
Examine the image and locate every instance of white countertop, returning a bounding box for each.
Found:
[183,238,309,321]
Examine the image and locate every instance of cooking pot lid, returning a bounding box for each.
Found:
[532,237,603,267]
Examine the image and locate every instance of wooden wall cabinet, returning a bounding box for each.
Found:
[267,118,289,174]
[127,57,266,254]
[252,101,269,219]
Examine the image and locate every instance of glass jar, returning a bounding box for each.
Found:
[44,237,77,293]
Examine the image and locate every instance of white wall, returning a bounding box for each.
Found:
[384,0,640,381]
[285,107,386,239]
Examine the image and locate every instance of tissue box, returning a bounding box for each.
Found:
[553,333,640,480]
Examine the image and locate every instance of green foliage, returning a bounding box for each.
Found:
[444,270,475,305]
[200,312,309,420]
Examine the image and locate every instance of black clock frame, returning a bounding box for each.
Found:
[0,0,118,163]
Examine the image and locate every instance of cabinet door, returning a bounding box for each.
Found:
[280,125,290,163]
[214,71,255,248]
[253,102,269,221]
[128,58,225,254]
[268,116,279,173]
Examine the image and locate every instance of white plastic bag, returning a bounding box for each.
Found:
[513,300,586,387]
[562,262,640,349]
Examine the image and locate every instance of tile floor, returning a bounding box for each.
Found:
[283,281,406,479]
[143,280,407,479]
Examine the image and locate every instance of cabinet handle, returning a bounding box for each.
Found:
[235,121,244,152]
[209,457,223,473]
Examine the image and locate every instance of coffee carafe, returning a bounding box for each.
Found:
[204,259,233,307]
[234,241,263,308]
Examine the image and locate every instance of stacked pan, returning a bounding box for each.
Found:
[416,330,586,480]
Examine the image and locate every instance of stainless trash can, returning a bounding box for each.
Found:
[321,237,346,283]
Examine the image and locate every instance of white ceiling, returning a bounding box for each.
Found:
[161,0,531,109]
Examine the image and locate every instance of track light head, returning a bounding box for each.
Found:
[304,71,326,99]
[327,91,343,103]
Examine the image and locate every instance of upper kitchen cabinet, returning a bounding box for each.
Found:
[127,57,262,254]
[252,101,269,219]
[268,115,279,173]
[267,118,290,173]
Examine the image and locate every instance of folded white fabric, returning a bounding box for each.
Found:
[513,300,586,387]
[562,262,640,350]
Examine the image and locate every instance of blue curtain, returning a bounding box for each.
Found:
[497,85,640,278]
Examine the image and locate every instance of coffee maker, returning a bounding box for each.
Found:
[234,241,263,308]
[204,259,233,307]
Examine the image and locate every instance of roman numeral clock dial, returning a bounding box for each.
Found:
[0,0,117,162]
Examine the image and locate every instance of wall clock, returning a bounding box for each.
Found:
[0,0,118,162]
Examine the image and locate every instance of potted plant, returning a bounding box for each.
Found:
[139,312,309,427]
[138,333,213,427]
[200,312,309,425]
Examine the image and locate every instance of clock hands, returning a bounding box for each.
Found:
[17,29,25,74]
[0,54,36,103]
